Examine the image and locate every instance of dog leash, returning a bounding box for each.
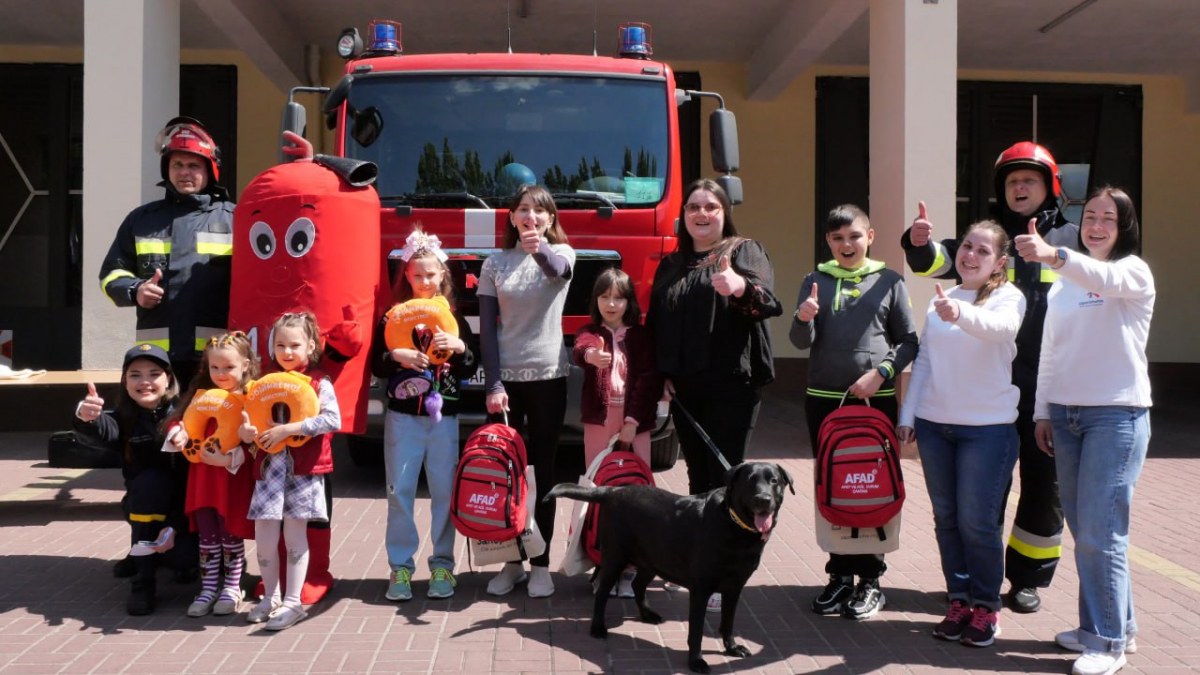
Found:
[670,398,733,472]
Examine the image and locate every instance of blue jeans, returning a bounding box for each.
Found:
[916,419,1018,611]
[384,412,459,574]
[1051,404,1150,652]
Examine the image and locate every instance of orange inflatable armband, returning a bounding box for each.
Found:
[181,389,244,463]
[244,371,320,454]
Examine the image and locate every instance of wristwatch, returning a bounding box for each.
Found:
[1053,247,1068,269]
[876,365,890,380]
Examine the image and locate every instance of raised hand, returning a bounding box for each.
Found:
[1014,217,1057,264]
[431,326,464,355]
[136,268,164,309]
[519,220,541,254]
[933,283,960,323]
[910,201,933,247]
[711,254,746,297]
[796,282,820,322]
[586,347,612,369]
[237,411,258,444]
[77,382,105,422]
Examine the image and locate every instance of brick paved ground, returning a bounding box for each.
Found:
[0,390,1196,674]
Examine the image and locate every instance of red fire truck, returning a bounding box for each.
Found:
[283,20,741,467]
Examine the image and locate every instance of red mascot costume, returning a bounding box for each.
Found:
[229,132,383,604]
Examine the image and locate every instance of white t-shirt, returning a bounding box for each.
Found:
[1034,253,1155,420]
[900,282,1026,427]
[478,244,576,382]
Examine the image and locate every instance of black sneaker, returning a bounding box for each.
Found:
[932,600,973,641]
[842,577,886,620]
[960,606,1000,647]
[1008,586,1041,613]
[811,574,855,615]
[112,555,136,578]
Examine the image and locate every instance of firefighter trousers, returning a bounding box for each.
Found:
[1003,407,1064,589]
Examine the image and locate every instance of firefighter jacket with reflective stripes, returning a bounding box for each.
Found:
[901,202,1079,401]
[99,186,235,365]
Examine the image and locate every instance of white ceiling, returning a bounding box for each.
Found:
[3,1,1198,84]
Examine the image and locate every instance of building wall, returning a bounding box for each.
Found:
[2,45,1195,364]
[675,61,1198,364]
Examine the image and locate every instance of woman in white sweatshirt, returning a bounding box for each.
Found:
[1017,186,1154,675]
[898,220,1026,648]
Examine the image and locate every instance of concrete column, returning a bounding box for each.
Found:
[868,0,957,328]
[81,0,180,369]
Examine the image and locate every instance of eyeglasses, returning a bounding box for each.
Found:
[684,203,723,215]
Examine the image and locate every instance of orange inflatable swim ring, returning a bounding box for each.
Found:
[244,371,320,454]
[181,389,244,463]
[384,296,459,365]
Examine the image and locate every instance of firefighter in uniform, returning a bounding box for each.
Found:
[901,142,1080,613]
[99,116,235,388]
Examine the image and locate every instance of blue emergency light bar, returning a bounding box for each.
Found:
[368,20,402,54]
[618,23,653,58]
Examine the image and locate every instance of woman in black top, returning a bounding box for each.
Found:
[647,179,782,498]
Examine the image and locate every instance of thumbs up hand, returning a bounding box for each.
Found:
[796,282,820,322]
[77,382,105,422]
[136,268,165,309]
[586,347,613,369]
[1014,217,1057,264]
[432,326,465,355]
[933,283,960,323]
[711,254,746,297]
[238,411,258,444]
[910,201,934,247]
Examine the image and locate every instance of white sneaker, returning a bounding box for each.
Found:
[1072,649,1126,675]
[1056,629,1138,654]
[706,593,722,613]
[486,562,528,596]
[527,566,555,598]
[616,569,636,598]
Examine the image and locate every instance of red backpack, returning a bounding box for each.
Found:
[451,421,528,543]
[815,403,904,529]
[584,447,655,565]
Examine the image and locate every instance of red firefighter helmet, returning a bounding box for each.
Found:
[993,141,1061,200]
[155,116,222,183]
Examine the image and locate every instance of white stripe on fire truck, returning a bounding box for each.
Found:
[465,209,496,248]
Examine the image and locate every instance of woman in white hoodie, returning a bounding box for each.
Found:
[1016,186,1155,675]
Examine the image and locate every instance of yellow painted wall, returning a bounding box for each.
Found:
[675,62,1198,363]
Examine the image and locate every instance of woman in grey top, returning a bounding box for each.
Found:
[479,184,575,598]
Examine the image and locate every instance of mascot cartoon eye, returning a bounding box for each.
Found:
[284,217,317,258]
[249,221,277,260]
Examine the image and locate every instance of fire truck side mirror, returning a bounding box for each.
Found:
[710,109,739,174]
[718,175,743,206]
[279,103,308,164]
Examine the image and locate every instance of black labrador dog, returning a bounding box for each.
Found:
[545,461,794,673]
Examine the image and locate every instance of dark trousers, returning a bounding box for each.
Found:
[671,382,761,496]
[1003,406,1064,588]
[805,393,897,579]
[125,468,199,578]
[504,378,568,568]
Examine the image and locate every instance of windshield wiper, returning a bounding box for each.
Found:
[550,192,617,209]
[383,192,491,208]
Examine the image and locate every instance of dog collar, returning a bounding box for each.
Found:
[728,508,759,535]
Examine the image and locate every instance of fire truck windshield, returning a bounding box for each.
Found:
[343,74,669,209]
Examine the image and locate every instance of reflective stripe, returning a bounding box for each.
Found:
[196,231,233,256]
[135,327,170,351]
[806,388,897,399]
[464,209,496,248]
[99,269,136,304]
[831,496,896,506]
[1040,267,1060,283]
[1007,268,1016,281]
[464,466,508,480]
[129,513,167,523]
[195,326,224,347]
[1007,527,1063,560]
[832,444,883,458]
[455,510,508,529]
[914,242,951,277]
[134,237,170,255]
